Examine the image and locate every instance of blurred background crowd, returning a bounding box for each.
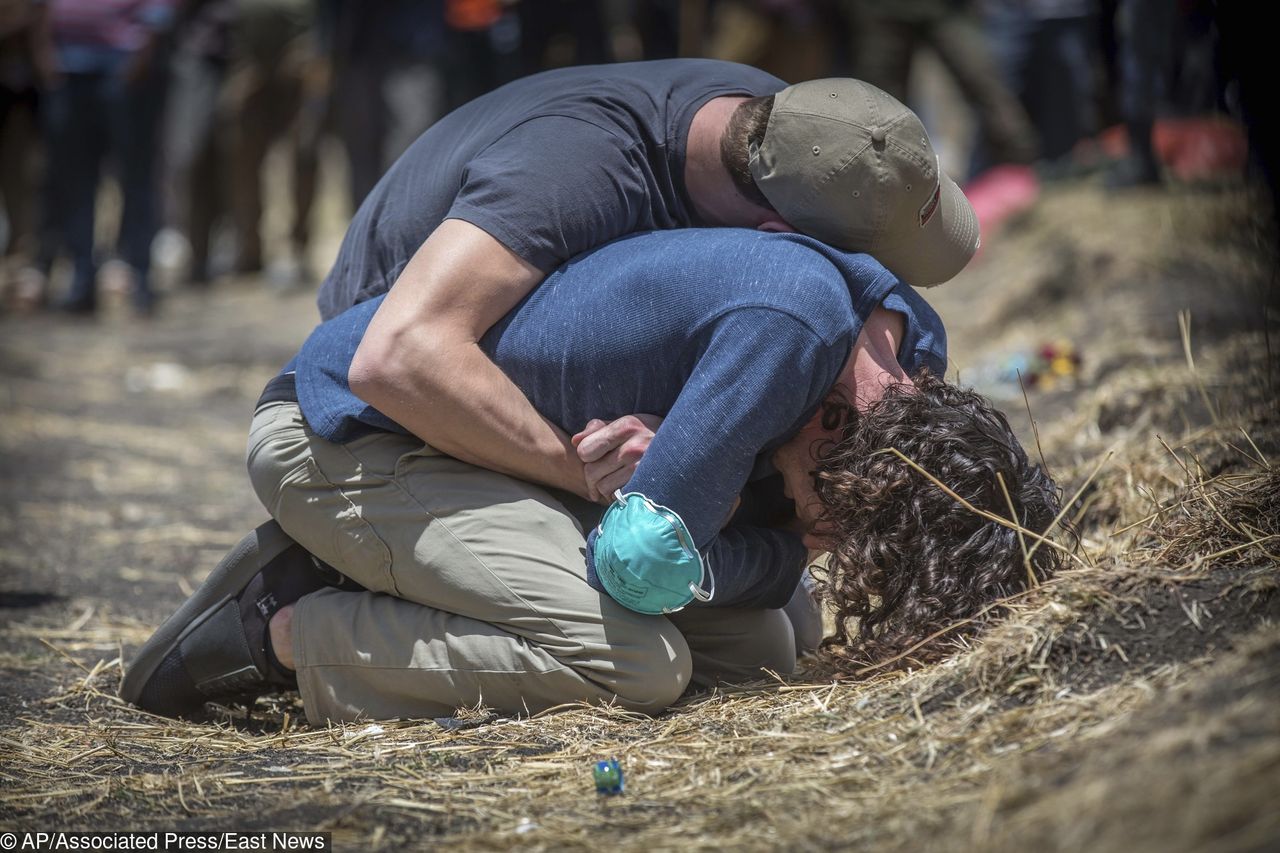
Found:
[0,0,1269,317]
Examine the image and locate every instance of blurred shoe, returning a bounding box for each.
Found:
[99,259,134,298]
[152,227,192,286]
[122,520,358,719]
[11,266,48,310]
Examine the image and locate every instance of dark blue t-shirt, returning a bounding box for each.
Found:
[315,59,785,320]
[294,229,948,609]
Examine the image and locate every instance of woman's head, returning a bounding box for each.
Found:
[805,370,1063,667]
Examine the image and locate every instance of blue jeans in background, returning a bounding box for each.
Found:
[42,58,165,312]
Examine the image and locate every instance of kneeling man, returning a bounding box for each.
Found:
[125,229,1061,723]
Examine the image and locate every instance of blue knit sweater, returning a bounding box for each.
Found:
[293,228,947,608]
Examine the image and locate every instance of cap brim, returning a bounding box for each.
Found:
[876,171,980,287]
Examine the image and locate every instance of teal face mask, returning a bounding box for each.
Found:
[593,491,715,615]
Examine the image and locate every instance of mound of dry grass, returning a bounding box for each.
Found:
[3,345,1276,851]
[2,184,1277,851]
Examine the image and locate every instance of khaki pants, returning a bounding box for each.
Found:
[246,400,802,724]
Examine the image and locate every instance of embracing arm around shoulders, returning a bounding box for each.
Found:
[348,218,587,496]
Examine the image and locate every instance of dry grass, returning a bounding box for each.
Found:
[1,184,1277,850]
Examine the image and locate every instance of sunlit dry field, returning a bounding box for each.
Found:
[1,180,1276,851]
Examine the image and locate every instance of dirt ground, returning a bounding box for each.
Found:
[1,179,1277,851]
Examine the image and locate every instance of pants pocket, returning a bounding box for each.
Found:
[271,456,397,596]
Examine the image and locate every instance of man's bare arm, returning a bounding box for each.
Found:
[349,219,586,496]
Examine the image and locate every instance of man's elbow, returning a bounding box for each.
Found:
[348,323,460,408]
[349,332,407,406]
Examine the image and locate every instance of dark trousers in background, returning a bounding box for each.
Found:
[0,84,39,258]
[229,65,320,273]
[227,2,319,274]
[1117,0,1176,167]
[982,11,1097,167]
[846,0,1038,170]
[333,57,442,208]
[162,51,227,283]
[41,64,165,311]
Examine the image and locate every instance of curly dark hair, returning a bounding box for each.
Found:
[810,370,1064,670]
[719,94,775,210]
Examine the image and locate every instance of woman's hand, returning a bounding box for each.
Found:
[572,414,663,503]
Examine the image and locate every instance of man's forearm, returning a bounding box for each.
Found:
[352,336,586,495]
[349,219,590,498]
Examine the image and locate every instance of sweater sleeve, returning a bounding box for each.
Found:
[586,307,847,609]
[700,524,808,609]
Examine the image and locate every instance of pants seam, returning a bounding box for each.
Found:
[381,450,583,649]
[304,435,397,594]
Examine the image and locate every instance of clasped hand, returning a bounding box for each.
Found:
[571,414,663,503]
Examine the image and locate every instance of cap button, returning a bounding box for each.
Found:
[870,126,887,145]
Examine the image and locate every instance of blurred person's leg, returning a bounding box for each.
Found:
[559,0,611,65]
[247,65,301,275]
[1038,16,1098,164]
[283,34,326,284]
[228,61,276,274]
[708,1,832,84]
[979,4,1035,106]
[20,137,62,308]
[975,9,1098,175]
[927,10,1038,168]
[441,21,513,111]
[186,119,221,285]
[706,1,776,73]
[633,0,680,59]
[333,58,386,209]
[329,54,441,242]
[229,1,307,274]
[43,73,105,313]
[968,5,1034,175]
[1110,0,1176,187]
[1216,0,1279,243]
[844,2,916,103]
[109,65,168,313]
[380,61,443,174]
[515,0,611,71]
[288,102,321,285]
[161,50,226,284]
[0,85,39,260]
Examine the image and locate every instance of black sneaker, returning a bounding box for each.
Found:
[122,520,357,719]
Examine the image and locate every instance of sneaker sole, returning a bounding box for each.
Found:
[121,520,298,707]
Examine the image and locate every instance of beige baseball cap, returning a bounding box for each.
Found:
[749,78,980,287]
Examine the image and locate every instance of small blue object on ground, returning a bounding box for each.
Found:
[593,759,624,795]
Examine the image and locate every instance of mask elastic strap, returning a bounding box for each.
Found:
[611,490,715,607]
[688,556,715,603]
